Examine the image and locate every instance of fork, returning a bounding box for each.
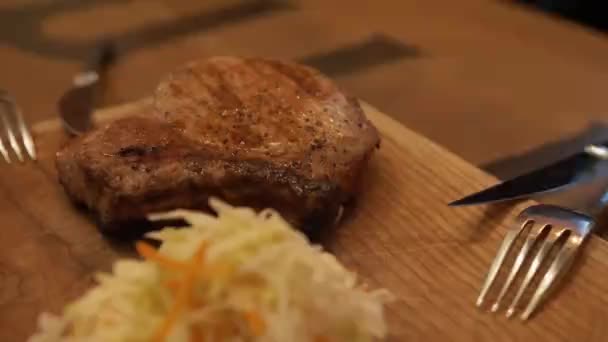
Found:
[476,178,608,320]
[0,91,36,163]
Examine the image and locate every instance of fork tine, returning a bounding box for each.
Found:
[13,103,36,160]
[0,103,11,163]
[491,223,547,312]
[520,234,580,320]
[477,219,530,307]
[506,227,557,318]
[0,104,23,162]
[0,133,10,163]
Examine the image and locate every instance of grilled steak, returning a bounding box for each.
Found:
[56,57,379,233]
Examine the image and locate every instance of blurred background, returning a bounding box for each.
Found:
[522,0,607,31]
[1,0,608,175]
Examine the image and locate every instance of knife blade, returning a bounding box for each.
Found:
[58,42,116,135]
[449,144,608,206]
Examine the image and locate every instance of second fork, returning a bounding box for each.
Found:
[0,91,36,163]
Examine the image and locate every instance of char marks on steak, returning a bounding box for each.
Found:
[56,57,380,232]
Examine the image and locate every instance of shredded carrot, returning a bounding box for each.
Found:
[153,241,208,342]
[135,241,189,270]
[153,282,191,342]
[190,326,204,342]
[315,335,330,342]
[244,310,266,336]
[214,318,233,340]
[191,297,205,309]
[203,263,234,279]
[163,279,181,294]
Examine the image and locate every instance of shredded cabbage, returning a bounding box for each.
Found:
[29,199,392,342]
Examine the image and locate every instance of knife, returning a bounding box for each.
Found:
[58,42,116,135]
[449,144,608,206]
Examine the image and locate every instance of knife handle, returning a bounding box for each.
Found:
[73,42,116,87]
[87,41,116,73]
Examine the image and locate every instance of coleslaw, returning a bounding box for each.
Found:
[29,199,392,342]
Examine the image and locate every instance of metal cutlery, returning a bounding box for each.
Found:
[477,178,608,319]
[0,91,36,163]
[59,42,116,136]
[450,143,608,207]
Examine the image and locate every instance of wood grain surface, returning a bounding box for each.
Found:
[1,100,608,341]
[3,0,608,166]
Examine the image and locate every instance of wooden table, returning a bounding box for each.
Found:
[2,0,608,166]
[3,1,608,340]
[1,99,607,341]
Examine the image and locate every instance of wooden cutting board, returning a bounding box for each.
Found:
[3,99,608,341]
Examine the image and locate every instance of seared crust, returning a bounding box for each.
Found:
[56,57,379,232]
